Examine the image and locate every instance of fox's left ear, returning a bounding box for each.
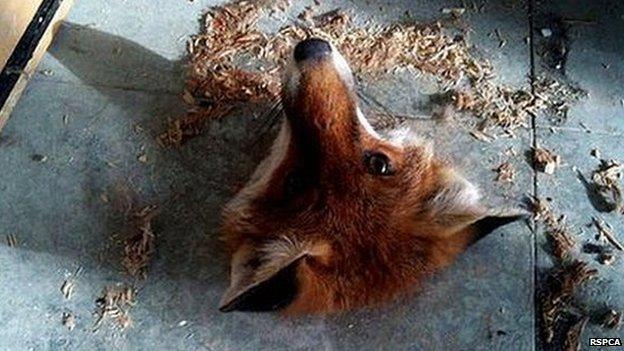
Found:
[466,208,528,244]
[427,169,528,243]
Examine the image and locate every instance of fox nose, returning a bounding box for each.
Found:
[294,38,332,62]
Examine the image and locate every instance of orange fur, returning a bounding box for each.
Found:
[219,39,521,314]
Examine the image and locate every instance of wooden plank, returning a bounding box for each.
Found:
[0,0,74,130]
[0,0,44,68]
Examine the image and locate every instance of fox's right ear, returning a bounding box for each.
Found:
[219,243,306,312]
[219,238,329,312]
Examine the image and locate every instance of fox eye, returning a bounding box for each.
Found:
[364,152,394,176]
[284,171,306,197]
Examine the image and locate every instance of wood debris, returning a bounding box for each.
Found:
[441,7,465,16]
[563,316,589,351]
[540,261,597,344]
[601,309,622,330]
[469,130,495,143]
[598,252,615,265]
[60,267,82,299]
[494,162,515,183]
[62,312,76,331]
[592,217,624,251]
[6,233,18,247]
[31,154,47,163]
[532,147,561,175]
[549,227,576,261]
[60,280,75,300]
[591,159,623,213]
[590,148,600,159]
[533,77,586,123]
[93,284,136,331]
[122,205,157,278]
[137,153,148,163]
[532,197,600,347]
[530,197,575,259]
[162,1,585,146]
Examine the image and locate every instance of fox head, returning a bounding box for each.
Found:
[219,38,523,314]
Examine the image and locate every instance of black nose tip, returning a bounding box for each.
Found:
[294,38,332,62]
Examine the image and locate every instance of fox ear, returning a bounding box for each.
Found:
[219,240,310,312]
[427,169,527,242]
[466,208,528,244]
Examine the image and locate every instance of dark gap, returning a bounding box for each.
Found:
[528,0,540,348]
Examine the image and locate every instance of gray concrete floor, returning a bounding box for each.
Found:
[0,0,622,350]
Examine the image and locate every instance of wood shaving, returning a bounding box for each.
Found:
[563,316,589,351]
[93,285,136,331]
[441,7,465,16]
[532,77,586,124]
[532,147,561,175]
[590,148,600,159]
[122,205,158,278]
[6,233,18,247]
[31,154,47,163]
[540,261,597,344]
[494,162,515,183]
[592,217,624,251]
[62,312,76,331]
[598,252,615,265]
[548,227,576,262]
[469,130,495,143]
[162,1,585,146]
[601,309,622,330]
[532,197,599,347]
[60,280,75,300]
[591,159,623,213]
[530,197,575,260]
[504,147,517,157]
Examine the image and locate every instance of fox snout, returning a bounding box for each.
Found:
[219,38,525,314]
[293,38,332,62]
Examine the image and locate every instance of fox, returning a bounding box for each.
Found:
[219,38,524,314]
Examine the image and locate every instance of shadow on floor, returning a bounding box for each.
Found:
[42,23,280,287]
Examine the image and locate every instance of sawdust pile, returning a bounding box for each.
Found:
[93,285,136,331]
[540,261,597,346]
[122,205,158,279]
[159,0,584,146]
[531,197,597,348]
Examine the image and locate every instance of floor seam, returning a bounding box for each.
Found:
[528,0,539,349]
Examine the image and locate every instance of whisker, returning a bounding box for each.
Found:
[357,88,433,129]
[248,98,284,147]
